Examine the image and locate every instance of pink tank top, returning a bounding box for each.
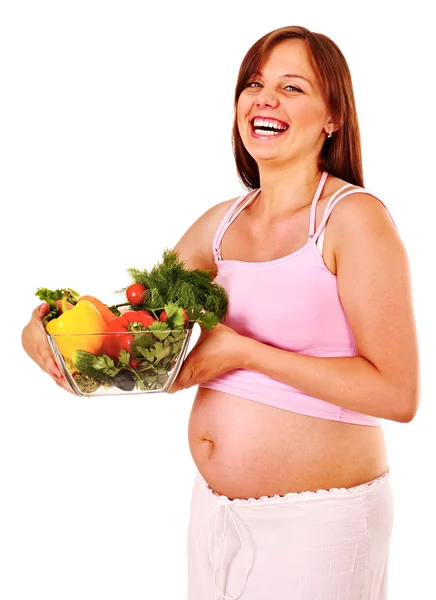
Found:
[199,171,398,426]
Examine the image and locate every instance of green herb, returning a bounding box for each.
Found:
[89,353,123,377]
[185,306,220,330]
[35,288,80,305]
[130,321,188,387]
[121,249,228,325]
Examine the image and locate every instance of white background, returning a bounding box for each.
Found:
[1,1,434,598]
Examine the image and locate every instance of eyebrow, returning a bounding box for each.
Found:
[282,74,313,89]
[252,71,313,89]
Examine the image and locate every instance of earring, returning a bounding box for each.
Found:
[327,130,332,138]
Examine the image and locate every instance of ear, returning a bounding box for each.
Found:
[324,118,339,135]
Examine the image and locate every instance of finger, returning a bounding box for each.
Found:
[49,364,64,380]
[32,303,49,331]
[169,378,191,393]
[39,302,49,315]
[54,375,74,393]
[44,360,72,392]
[51,372,74,393]
[168,355,196,393]
[33,302,49,319]
[168,378,185,394]
[168,377,182,394]
[36,344,63,379]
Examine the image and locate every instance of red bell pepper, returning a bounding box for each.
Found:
[104,310,155,361]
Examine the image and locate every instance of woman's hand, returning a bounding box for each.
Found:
[168,323,249,393]
[22,303,73,393]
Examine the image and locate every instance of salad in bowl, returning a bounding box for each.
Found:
[37,249,228,396]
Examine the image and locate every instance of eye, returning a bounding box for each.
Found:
[246,81,262,88]
[284,85,301,92]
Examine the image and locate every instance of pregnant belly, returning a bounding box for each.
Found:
[188,387,388,500]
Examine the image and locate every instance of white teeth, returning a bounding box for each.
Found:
[254,128,282,136]
[252,118,287,130]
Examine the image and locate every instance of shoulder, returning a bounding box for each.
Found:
[322,176,382,223]
[331,187,405,277]
[172,195,244,272]
[323,178,399,260]
[322,177,404,278]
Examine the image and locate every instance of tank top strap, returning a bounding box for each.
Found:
[311,186,398,243]
[213,189,261,262]
[308,171,329,238]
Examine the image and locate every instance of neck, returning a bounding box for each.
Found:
[253,162,325,223]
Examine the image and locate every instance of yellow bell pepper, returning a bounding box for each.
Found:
[46,299,108,360]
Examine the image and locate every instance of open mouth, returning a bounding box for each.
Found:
[251,117,289,137]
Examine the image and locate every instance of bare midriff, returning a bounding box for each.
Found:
[188,387,388,501]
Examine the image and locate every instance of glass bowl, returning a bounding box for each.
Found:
[46,327,194,396]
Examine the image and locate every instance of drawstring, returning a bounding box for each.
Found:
[195,497,252,599]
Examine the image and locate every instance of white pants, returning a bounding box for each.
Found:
[187,468,394,599]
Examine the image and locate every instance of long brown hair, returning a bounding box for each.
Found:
[232,26,364,189]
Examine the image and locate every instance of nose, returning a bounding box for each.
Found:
[255,88,279,109]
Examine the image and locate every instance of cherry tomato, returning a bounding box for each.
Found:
[126,283,147,306]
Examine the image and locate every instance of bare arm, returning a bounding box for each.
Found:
[242,193,420,423]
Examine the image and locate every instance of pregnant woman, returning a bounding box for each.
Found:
[167,26,420,599]
[22,26,420,600]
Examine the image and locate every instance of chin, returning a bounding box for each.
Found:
[242,136,289,164]
[247,146,284,163]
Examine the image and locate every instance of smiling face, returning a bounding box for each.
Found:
[236,38,333,168]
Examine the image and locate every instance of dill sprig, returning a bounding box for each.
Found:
[124,249,228,321]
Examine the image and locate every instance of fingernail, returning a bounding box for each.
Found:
[50,367,63,379]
